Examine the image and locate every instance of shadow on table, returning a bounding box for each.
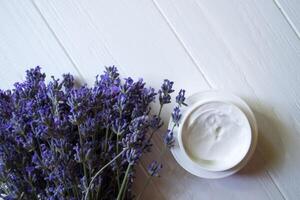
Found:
[208,101,287,193]
[237,102,285,176]
[133,99,288,198]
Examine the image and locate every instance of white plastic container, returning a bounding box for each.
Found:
[169,91,258,179]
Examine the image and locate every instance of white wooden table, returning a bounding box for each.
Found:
[1,0,299,199]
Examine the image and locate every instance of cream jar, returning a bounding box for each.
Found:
[178,101,252,171]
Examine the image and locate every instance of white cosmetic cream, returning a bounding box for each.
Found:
[180,101,251,171]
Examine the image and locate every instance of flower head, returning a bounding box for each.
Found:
[161,79,174,94]
[163,129,175,148]
[96,66,120,87]
[67,86,91,124]
[176,89,187,106]
[0,66,186,199]
[172,106,182,126]
[147,161,162,177]
[125,148,141,165]
[158,79,174,105]
[62,73,74,91]
[25,66,46,85]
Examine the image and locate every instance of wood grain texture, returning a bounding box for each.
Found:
[0,0,299,199]
[0,0,82,88]
[31,0,209,91]
[154,0,300,199]
[273,0,300,39]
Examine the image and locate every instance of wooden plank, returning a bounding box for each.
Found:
[273,0,300,39]
[0,0,81,89]
[30,0,120,85]
[32,0,283,199]
[31,0,209,91]
[154,0,300,199]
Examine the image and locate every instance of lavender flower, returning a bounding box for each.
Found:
[62,73,74,91]
[149,115,163,129]
[0,66,186,200]
[125,148,141,165]
[112,118,127,135]
[161,79,174,94]
[147,161,162,177]
[67,86,91,124]
[164,129,175,148]
[158,79,174,105]
[176,89,187,106]
[171,106,182,126]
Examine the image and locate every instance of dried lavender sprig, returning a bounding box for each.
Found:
[116,163,132,200]
[84,148,127,200]
[137,89,187,200]
[136,127,175,200]
[144,80,176,148]
[147,161,162,177]
[176,89,187,107]
[171,107,181,127]
[0,66,186,199]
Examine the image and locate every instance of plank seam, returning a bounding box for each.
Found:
[192,2,287,198]
[137,163,167,200]
[272,0,300,40]
[256,148,288,200]
[30,0,85,81]
[151,0,213,89]
[74,1,125,75]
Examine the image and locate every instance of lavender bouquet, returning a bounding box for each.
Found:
[0,66,186,200]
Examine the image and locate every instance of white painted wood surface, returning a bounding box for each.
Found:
[0,0,299,199]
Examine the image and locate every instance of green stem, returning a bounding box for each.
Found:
[26,177,38,200]
[158,104,163,116]
[73,177,80,199]
[116,134,120,190]
[116,164,131,200]
[71,185,78,200]
[146,104,164,145]
[104,128,109,152]
[99,128,110,199]
[116,134,119,155]
[78,125,91,199]
[17,192,24,200]
[61,177,71,197]
[84,148,127,200]
[116,108,123,190]
[121,176,129,200]
[96,185,101,200]
[137,124,176,200]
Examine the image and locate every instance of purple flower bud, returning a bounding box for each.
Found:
[147,161,162,177]
[25,166,35,177]
[158,79,174,105]
[171,106,182,126]
[73,143,82,163]
[149,115,163,129]
[62,73,74,91]
[112,118,127,135]
[117,93,127,110]
[176,89,187,106]
[124,77,134,91]
[125,148,141,165]
[0,66,187,199]
[161,79,174,94]
[164,129,175,148]
[25,66,46,85]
